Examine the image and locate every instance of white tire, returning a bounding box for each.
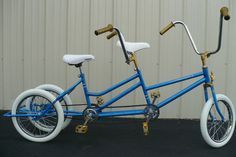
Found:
[12,89,64,142]
[36,84,73,129]
[200,94,236,148]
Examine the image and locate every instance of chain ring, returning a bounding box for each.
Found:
[144,105,160,120]
[83,107,98,122]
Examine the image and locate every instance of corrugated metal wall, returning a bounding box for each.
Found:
[0,0,236,119]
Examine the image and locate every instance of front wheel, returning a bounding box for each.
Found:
[200,94,236,148]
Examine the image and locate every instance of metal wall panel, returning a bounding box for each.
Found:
[206,0,229,94]
[135,0,160,106]
[89,0,113,105]
[0,0,3,109]
[158,0,183,118]
[23,0,45,89]
[0,0,235,119]
[181,0,206,118]
[227,0,236,105]
[3,0,24,109]
[66,0,90,104]
[112,0,137,107]
[44,0,67,88]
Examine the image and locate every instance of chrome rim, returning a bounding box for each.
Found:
[16,95,59,138]
[207,100,233,143]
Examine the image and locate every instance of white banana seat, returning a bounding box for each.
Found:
[116,33,150,53]
[63,54,95,65]
[117,41,150,53]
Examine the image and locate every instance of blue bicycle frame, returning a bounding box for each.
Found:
[4,63,224,120]
[62,66,219,116]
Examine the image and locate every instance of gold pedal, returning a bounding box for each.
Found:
[75,125,88,134]
[143,121,149,136]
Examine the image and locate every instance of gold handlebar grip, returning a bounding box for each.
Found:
[107,31,118,39]
[220,7,230,20]
[94,24,113,36]
[159,22,175,35]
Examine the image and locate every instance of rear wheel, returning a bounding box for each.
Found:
[12,89,64,142]
[36,84,73,129]
[200,94,235,148]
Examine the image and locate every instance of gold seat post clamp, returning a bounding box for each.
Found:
[130,53,139,71]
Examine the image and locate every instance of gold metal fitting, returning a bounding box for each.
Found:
[203,83,213,88]
[130,53,139,71]
[151,91,160,99]
[143,121,149,136]
[75,125,88,134]
[200,52,209,67]
[96,96,104,105]
[210,71,215,83]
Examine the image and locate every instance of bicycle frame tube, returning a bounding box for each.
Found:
[143,71,205,109]
[137,69,152,105]
[87,73,139,96]
[52,79,82,104]
[97,82,141,111]
[146,72,203,91]
[39,78,83,117]
[157,78,205,108]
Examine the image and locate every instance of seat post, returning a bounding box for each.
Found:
[79,66,83,74]
[75,63,83,74]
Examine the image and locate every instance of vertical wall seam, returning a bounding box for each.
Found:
[22,0,25,90]
[179,0,185,119]
[111,0,114,100]
[111,0,115,99]
[157,0,161,85]
[1,0,4,109]
[134,0,138,104]
[224,0,231,95]
[204,0,208,51]
[65,0,68,87]
[43,0,46,84]
[87,0,92,87]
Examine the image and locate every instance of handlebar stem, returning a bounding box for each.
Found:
[113,28,130,64]
[208,15,224,56]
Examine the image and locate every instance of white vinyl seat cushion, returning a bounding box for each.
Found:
[117,41,150,53]
[63,54,95,65]
[116,33,150,53]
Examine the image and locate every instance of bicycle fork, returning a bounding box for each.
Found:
[203,70,225,121]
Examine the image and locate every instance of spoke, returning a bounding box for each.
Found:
[39,127,42,136]
[18,118,31,123]
[32,125,37,135]
[208,121,219,133]
[43,118,57,125]
[24,119,32,129]
[39,119,53,127]
[211,121,226,139]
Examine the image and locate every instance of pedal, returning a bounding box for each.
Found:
[75,125,88,134]
[143,121,149,136]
